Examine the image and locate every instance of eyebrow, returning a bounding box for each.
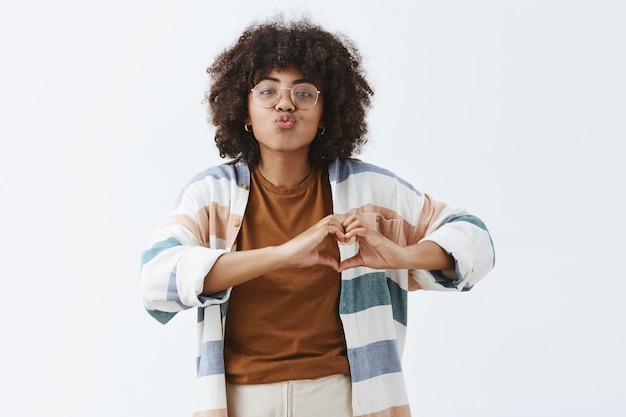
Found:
[258,76,316,85]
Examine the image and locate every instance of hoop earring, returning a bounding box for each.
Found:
[244,123,252,133]
[317,126,325,136]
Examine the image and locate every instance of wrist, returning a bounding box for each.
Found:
[264,245,291,269]
[406,241,455,271]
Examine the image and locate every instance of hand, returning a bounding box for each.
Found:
[338,213,455,272]
[338,213,408,272]
[203,214,346,294]
[276,214,347,271]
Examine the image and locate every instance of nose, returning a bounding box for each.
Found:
[275,87,295,112]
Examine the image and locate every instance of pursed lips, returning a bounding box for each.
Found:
[275,113,296,129]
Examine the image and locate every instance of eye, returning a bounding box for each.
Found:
[255,82,279,96]
[259,87,278,96]
[294,85,318,99]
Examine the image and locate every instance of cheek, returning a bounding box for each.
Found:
[314,101,324,125]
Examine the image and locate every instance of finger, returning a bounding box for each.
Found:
[338,255,363,272]
[314,216,345,233]
[324,214,344,224]
[321,214,344,229]
[343,215,374,234]
[317,255,340,272]
[335,234,352,244]
[344,226,370,240]
[326,224,346,240]
[341,214,359,228]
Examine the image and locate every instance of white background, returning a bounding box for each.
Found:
[1,1,624,416]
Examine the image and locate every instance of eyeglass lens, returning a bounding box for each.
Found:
[252,81,319,109]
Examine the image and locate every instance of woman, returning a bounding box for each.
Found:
[141,17,495,417]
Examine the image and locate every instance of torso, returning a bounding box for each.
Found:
[223,164,349,384]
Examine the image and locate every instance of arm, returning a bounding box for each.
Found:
[203,214,346,294]
[140,221,229,324]
[328,160,494,289]
[402,240,455,270]
[338,215,454,272]
[202,247,285,295]
[140,172,233,323]
[338,202,495,290]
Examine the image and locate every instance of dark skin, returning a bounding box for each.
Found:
[203,213,454,294]
[202,66,453,295]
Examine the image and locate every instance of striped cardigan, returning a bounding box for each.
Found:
[140,158,495,417]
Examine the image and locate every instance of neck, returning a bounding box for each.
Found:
[257,158,312,188]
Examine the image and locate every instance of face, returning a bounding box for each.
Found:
[246,65,324,160]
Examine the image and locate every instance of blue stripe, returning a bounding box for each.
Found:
[196,340,225,377]
[387,278,407,326]
[432,270,462,289]
[446,214,496,266]
[220,299,229,318]
[348,340,402,382]
[174,162,251,207]
[141,237,182,266]
[145,308,177,325]
[196,301,228,325]
[198,290,228,304]
[431,270,474,291]
[340,272,390,314]
[166,265,191,310]
[329,159,421,195]
[446,214,487,232]
[340,272,407,326]
[166,267,180,302]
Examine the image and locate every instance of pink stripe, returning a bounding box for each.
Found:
[192,408,227,417]
[356,404,411,417]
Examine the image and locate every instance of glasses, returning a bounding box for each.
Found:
[251,80,321,110]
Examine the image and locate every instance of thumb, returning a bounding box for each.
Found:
[338,255,363,272]
[317,255,340,272]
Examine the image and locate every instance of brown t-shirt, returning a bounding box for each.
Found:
[223,164,349,384]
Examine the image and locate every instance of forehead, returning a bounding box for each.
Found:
[257,65,304,82]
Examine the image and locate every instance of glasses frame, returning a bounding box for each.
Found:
[250,81,321,110]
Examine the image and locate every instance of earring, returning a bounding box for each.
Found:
[244,123,252,132]
[317,126,325,136]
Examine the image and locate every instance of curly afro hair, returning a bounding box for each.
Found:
[205,17,374,166]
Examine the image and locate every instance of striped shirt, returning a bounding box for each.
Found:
[140,158,496,417]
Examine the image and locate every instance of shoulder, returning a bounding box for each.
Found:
[329,158,420,194]
[329,158,393,181]
[189,160,249,184]
[174,160,251,206]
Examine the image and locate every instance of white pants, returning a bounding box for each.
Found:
[226,374,352,417]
